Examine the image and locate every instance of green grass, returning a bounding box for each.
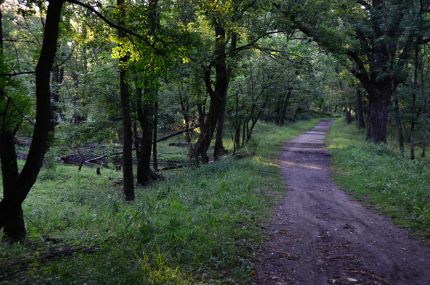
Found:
[327,119,430,240]
[0,118,320,285]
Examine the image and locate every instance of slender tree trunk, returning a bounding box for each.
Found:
[117,0,134,201]
[233,91,240,153]
[136,87,154,186]
[135,0,158,184]
[179,91,193,160]
[356,89,366,129]
[214,95,227,159]
[410,47,420,160]
[152,90,158,170]
[51,64,64,123]
[345,107,353,124]
[193,24,228,162]
[0,0,64,241]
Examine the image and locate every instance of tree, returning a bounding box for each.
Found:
[117,0,134,200]
[0,0,64,242]
[275,0,430,143]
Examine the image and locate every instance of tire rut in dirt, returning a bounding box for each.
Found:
[253,120,430,285]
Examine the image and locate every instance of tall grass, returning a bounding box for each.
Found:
[0,119,320,284]
[327,119,430,240]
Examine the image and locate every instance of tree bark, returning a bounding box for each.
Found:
[193,24,228,162]
[152,91,158,170]
[135,0,158,185]
[366,90,391,143]
[356,89,366,129]
[410,47,420,160]
[117,0,134,201]
[136,87,154,186]
[0,0,64,242]
[214,94,227,159]
[0,0,22,241]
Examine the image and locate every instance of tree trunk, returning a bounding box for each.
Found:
[117,0,134,201]
[152,91,158,171]
[193,24,228,163]
[135,0,158,185]
[356,89,366,129]
[345,108,353,124]
[366,90,391,143]
[179,91,193,160]
[233,91,240,153]
[0,6,23,241]
[136,87,154,186]
[0,132,25,242]
[214,95,227,159]
[410,47,419,160]
[51,64,64,123]
[0,0,64,242]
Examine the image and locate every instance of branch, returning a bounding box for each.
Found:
[65,0,160,52]
[0,71,35,77]
[83,125,201,163]
[233,30,281,54]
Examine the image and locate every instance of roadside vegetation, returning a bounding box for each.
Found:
[0,118,320,284]
[327,120,430,240]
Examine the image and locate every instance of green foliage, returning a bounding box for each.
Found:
[327,120,430,239]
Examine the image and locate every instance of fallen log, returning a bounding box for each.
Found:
[83,125,199,163]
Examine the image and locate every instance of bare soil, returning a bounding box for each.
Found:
[253,120,430,285]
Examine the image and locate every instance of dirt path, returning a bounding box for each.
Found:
[253,120,430,285]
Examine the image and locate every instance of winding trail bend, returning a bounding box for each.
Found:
[253,120,430,285]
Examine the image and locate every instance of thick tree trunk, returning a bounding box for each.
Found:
[366,91,390,143]
[356,89,366,129]
[0,6,23,241]
[0,0,64,242]
[0,132,25,241]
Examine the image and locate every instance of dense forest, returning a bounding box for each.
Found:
[0,0,429,284]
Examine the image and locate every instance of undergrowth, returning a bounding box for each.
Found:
[327,119,430,240]
[0,118,320,284]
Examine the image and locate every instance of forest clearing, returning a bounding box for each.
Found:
[1,0,430,284]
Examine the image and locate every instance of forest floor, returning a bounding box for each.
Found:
[253,120,430,285]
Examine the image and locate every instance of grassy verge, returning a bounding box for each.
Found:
[326,119,430,240]
[0,118,320,284]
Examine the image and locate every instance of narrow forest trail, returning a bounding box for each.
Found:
[253,120,430,285]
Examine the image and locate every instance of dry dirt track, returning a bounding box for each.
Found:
[253,120,430,285]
